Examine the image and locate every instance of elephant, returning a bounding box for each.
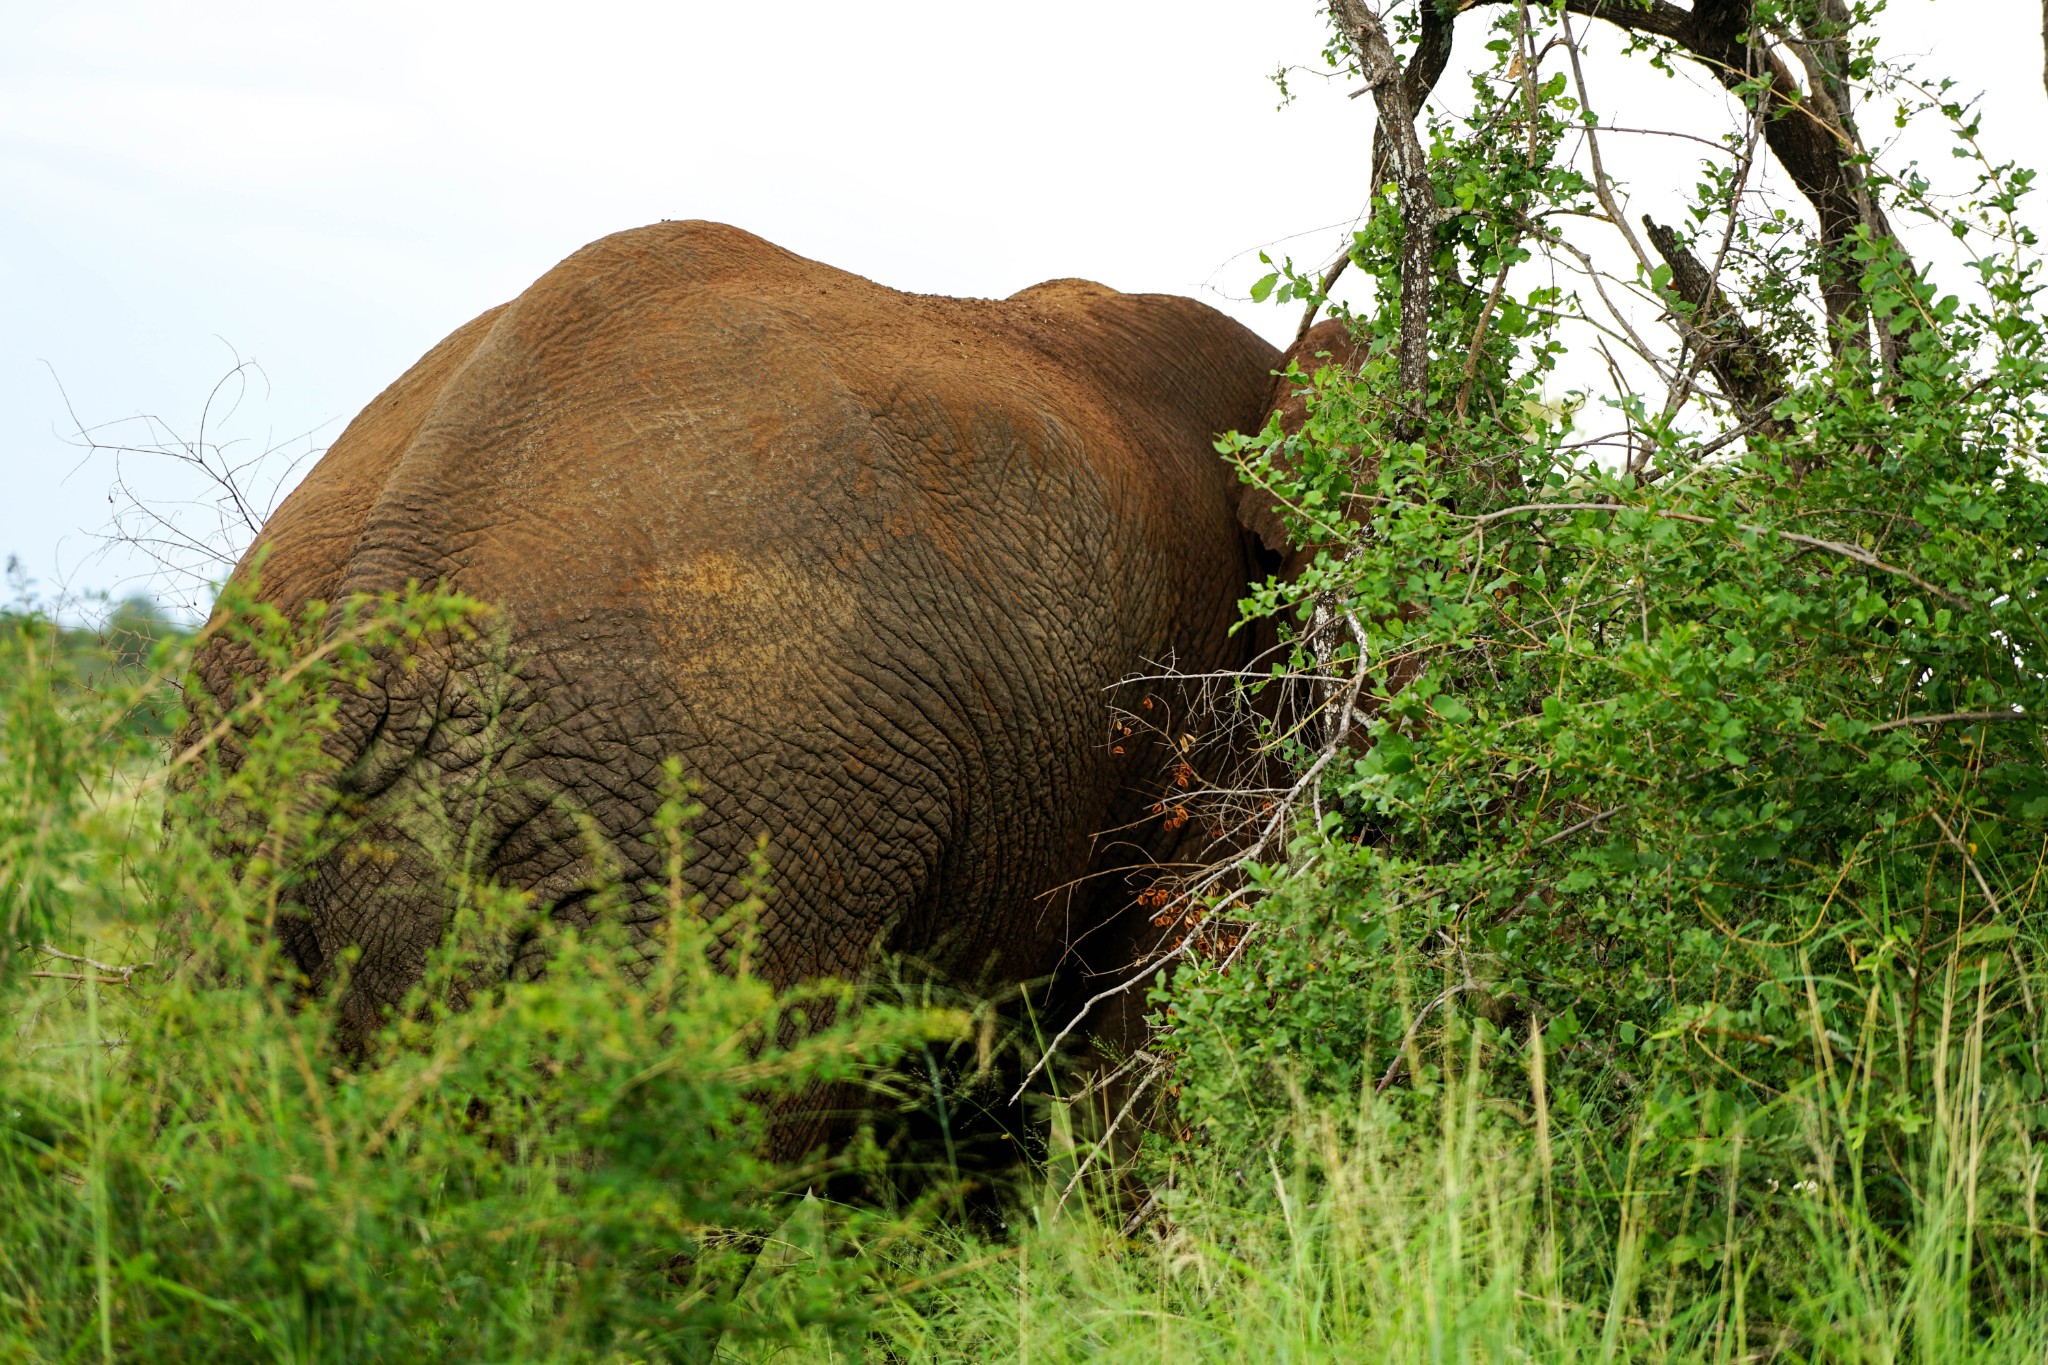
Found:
[200,219,1329,1158]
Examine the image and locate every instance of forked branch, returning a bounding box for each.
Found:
[1474,0,1920,361]
[1297,1,1460,350]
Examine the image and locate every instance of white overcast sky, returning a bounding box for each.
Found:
[4,0,2044,617]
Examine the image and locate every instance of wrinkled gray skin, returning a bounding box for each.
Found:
[200,221,1301,1155]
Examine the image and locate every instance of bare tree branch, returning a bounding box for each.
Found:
[1475,0,1921,360]
[47,353,328,614]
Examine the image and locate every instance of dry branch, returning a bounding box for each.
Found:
[1474,0,1920,362]
[29,944,154,987]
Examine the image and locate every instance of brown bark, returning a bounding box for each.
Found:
[1331,0,1444,441]
[1642,215,1791,440]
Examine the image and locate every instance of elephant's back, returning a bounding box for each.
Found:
[319,220,1262,671]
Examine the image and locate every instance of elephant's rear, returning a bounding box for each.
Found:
[197,219,1279,1075]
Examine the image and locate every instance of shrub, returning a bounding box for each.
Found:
[0,584,962,1362]
[1156,0,2048,1336]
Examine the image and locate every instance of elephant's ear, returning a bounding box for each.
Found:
[1237,479,1295,560]
[1237,318,1369,558]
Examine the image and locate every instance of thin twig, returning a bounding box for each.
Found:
[1008,883,1259,1103]
[1447,499,1971,608]
[1927,807,2006,924]
[1118,1188,1164,1238]
[1376,983,1475,1092]
[1054,1062,1162,1214]
[1559,13,1654,276]
[1535,805,1625,849]
[1869,710,2026,734]
[1291,252,1354,351]
[34,944,155,978]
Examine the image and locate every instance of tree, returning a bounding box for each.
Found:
[1160,0,2048,1323]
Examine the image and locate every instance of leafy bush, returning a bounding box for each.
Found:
[1155,0,2048,1338]
[0,585,962,1362]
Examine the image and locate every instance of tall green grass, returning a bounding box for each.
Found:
[756,980,2048,1364]
[0,590,962,1362]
